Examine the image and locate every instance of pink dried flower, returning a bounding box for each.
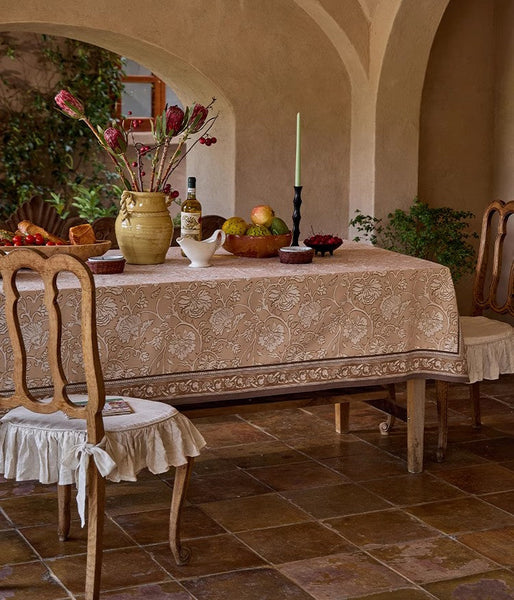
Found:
[54,90,85,119]
[165,105,185,136]
[189,104,208,132]
[104,127,127,154]
[56,89,217,193]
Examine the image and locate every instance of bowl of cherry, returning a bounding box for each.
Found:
[303,234,343,256]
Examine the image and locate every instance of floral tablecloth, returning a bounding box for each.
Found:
[0,243,467,403]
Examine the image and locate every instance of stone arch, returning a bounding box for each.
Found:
[1,22,235,216]
[373,0,450,218]
[297,0,453,220]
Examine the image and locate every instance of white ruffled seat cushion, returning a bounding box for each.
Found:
[461,316,514,384]
[0,395,206,486]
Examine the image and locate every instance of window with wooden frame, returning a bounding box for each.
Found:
[116,59,181,131]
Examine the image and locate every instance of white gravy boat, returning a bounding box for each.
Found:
[176,229,226,268]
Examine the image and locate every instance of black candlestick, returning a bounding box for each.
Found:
[292,186,302,246]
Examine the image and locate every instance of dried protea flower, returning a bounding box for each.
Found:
[104,126,127,154]
[189,104,208,132]
[165,105,185,136]
[56,89,217,193]
[54,90,85,119]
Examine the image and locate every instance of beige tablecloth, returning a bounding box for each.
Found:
[0,243,467,403]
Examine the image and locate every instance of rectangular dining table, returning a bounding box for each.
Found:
[0,242,468,472]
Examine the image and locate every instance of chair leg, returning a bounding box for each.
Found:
[435,380,449,463]
[471,381,481,429]
[169,457,194,566]
[57,484,72,541]
[84,464,106,600]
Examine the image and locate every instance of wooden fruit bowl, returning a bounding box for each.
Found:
[223,232,292,258]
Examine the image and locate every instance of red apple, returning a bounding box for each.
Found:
[250,205,275,227]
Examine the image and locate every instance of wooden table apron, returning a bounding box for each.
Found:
[0,243,467,472]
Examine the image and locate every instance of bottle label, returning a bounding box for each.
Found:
[181,211,201,237]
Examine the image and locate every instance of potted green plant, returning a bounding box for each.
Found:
[349,198,478,282]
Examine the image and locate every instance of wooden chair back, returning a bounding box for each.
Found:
[472,200,514,317]
[0,195,85,240]
[0,248,105,444]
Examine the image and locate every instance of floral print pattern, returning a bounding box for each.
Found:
[0,244,467,399]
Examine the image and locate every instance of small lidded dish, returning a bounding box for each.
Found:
[278,246,314,264]
[87,255,126,274]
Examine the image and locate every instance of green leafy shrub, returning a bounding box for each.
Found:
[349,198,478,282]
[0,33,124,221]
[69,184,119,223]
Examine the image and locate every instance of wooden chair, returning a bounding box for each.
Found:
[436,199,514,460]
[0,249,205,599]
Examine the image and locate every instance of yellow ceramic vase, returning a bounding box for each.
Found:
[115,191,173,265]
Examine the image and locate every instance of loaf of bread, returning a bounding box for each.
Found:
[68,223,96,245]
[17,220,66,244]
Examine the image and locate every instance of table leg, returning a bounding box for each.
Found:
[334,402,350,433]
[406,379,426,473]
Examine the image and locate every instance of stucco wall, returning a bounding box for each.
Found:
[419,0,513,314]
[0,0,350,236]
[0,0,512,282]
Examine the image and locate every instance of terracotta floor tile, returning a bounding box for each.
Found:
[449,394,514,417]
[188,448,239,476]
[480,490,514,514]
[193,416,272,447]
[288,437,372,460]
[19,517,134,559]
[199,492,311,532]
[346,590,434,600]
[246,460,348,491]
[433,463,514,495]
[1,378,512,600]
[0,509,12,529]
[113,505,224,544]
[279,551,409,599]
[0,492,59,527]
[183,567,315,599]
[0,529,39,564]
[0,561,70,599]
[459,436,514,461]
[423,568,514,599]
[457,526,514,566]
[148,534,265,580]
[321,448,407,481]
[361,472,464,506]
[186,469,272,503]
[282,483,390,519]
[47,546,171,594]
[211,439,306,468]
[326,508,439,548]
[368,537,496,584]
[244,409,342,441]
[104,478,174,516]
[0,478,57,499]
[237,521,355,563]
[405,497,514,534]
[100,582,194,599]
[485,414,514,436]
[352,429,409,456]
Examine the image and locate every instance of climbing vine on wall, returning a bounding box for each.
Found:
[0,33,124,220]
